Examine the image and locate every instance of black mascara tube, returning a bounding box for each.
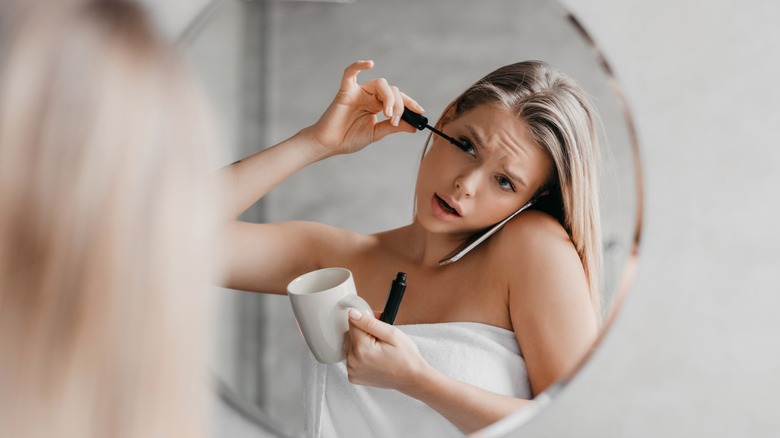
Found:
[401,107,467,149]
[379,272,407,325]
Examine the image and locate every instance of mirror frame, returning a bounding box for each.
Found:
[477,13,644,437]
[178,1,644,436]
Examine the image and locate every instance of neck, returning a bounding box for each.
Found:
[392,220,473,268]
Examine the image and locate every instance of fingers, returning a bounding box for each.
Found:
[362,77,396,119]
[374,118,417,141]
[340,60,425,136]
[340,60,375,91]
[401,91,425,115]
[348,307,397,344]
[346,315,371,357]
[389,86,404,127]
[358,76,423,122]
[366,83,425,127]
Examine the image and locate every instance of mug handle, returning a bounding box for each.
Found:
[338,294,372,314]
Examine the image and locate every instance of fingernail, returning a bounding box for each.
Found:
[349,308,363,320]
[392,115,400,126]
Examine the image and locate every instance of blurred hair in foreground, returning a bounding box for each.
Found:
[0,1,221,437]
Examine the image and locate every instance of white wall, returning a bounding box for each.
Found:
[150,0,780,436]
[139,0,212,40]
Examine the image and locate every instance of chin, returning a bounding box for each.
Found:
[415,213,475,237]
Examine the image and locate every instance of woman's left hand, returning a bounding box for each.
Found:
[344,308,429,392]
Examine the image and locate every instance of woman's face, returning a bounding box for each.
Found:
[415,103,554,237]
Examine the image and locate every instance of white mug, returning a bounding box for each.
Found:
[287,267,372,364]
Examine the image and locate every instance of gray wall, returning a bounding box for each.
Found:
[498,1,780,436]
[151,0,780,436]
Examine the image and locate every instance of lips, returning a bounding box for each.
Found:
[437,195,459,215]
[431,193,462,220]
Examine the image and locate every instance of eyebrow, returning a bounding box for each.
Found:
[466,125,529,189]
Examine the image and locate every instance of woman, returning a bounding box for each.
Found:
[223,59,601,436]
[0,1,219,437]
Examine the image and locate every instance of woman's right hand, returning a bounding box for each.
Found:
[301,60,425,156]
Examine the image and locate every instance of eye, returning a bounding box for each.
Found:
[455,137,476,156]
[496,175,515,192]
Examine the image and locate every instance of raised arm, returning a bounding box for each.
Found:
[220,61,424,293]
[223,60,423,218]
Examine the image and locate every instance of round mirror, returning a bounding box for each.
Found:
[181,0,642,436]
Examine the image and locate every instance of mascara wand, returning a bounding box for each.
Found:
[401,107,467,149]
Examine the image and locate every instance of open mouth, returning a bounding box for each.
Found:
[435,194,460,216]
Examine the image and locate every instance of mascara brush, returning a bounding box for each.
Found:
[401,107,467,149]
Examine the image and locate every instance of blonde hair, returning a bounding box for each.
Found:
[0,1,219,437]
[433,60,602,316]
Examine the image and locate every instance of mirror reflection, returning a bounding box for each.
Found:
[182,0,640,436]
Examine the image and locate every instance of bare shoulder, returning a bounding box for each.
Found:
[490,210,582,274]
[490,210,597,394]
[491,209,588,308]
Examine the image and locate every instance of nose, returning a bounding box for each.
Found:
[454,170,480,198]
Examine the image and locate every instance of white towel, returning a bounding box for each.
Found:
[301,322,531,438]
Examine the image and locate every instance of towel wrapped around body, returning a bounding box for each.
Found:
[302,321,531,438]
